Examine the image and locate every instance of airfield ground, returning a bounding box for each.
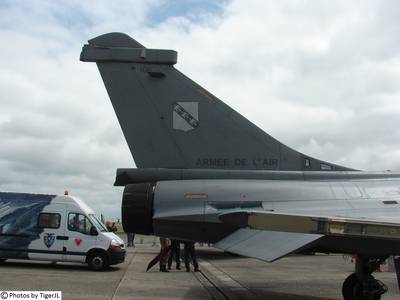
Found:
[0,235,398,300]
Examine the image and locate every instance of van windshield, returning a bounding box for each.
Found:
[89,214,108,232]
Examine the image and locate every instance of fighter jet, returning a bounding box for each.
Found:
[81,32,400,300]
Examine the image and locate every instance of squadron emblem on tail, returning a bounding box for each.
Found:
[173,102,199,132]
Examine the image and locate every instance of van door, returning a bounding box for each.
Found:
[28,207,65,261]
[63,212,97,262]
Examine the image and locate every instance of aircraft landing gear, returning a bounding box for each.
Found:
[342,257,387,300]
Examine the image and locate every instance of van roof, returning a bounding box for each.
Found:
[57,195,95,215]
[0,191,57,198]
[0,192,95,215]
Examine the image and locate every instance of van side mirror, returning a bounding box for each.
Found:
[90,226,98,236]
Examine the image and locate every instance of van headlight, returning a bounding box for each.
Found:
[110,239,124,251]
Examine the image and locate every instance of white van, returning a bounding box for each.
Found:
[0,191,125,270]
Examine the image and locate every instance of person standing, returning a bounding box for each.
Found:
[394,256,400,290]
[105,221,112,232]
[127,232,135,247]
[184,241,199,272]
[111,222,118,232]
[159,237,170,272]
[168,240,181,270]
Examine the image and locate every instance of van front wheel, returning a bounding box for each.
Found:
[88,252,109,271]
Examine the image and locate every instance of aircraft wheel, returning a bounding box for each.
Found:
[88,252,109,271]
[342,273,382,300]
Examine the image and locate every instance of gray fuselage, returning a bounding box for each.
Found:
[121,169,400,258]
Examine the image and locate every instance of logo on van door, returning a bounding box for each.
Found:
[43,233,55,248]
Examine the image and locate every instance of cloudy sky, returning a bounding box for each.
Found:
[1,0,400,219]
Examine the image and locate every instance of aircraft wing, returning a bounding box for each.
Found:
[216,210,400,261]
[214,228,322,262]
[219,210,400,240]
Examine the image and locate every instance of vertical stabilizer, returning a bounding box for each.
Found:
[81,32,352,171]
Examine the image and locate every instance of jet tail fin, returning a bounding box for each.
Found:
[81,32,353,171]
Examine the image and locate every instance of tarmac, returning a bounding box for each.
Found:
[0,235,399,300]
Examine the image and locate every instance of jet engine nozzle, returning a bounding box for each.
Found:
[121,183,154,234]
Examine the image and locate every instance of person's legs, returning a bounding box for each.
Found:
[176,243,181,269]
[394,256,400,290]
[189,243,199,271]
[127,233,133,246]
[184,243,190,272]
[159,237,169,272]
[167,249,174,269]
